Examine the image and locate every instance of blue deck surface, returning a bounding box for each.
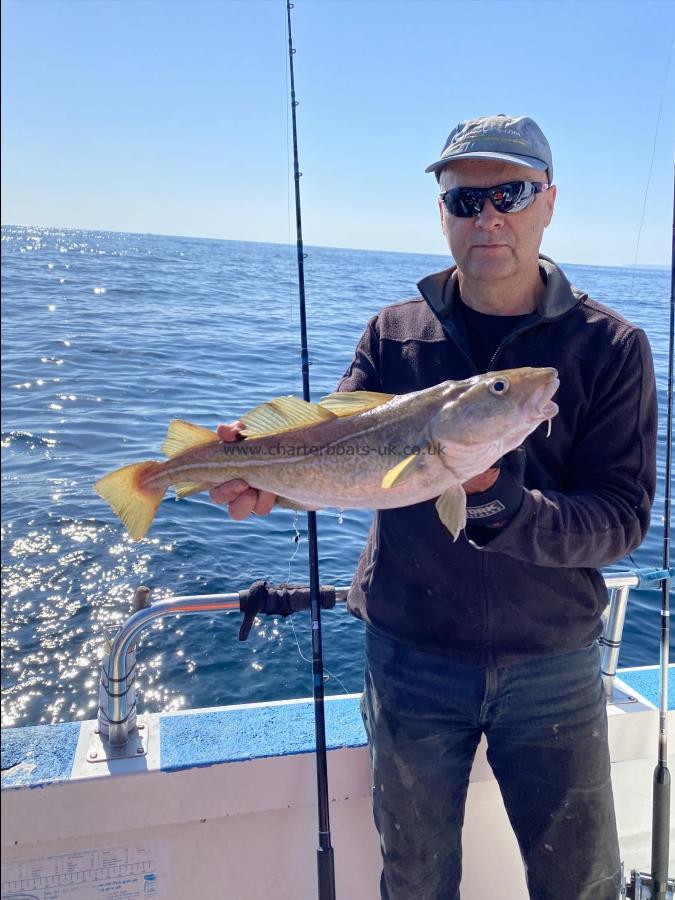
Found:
[160,697,366,772]
[618,665,675,710]
[1,721,81,789]
[2,666,672,790]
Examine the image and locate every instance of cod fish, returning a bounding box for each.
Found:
[94,366,559,542]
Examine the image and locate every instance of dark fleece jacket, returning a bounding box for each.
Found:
[338,256,657,666]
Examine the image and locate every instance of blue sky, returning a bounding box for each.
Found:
[2,0,674,266]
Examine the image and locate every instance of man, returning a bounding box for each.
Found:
[211,115,657,900]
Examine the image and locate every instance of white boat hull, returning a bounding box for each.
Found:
[2,666,673,899]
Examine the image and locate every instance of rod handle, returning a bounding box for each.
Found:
[237,581,336,641]
[317,846,336,900]
[651,762,671,897]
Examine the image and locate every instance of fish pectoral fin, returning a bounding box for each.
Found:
[435,485,467,541]
[162,420,220,458]
[173,481,207,499]
[241,396,336,438]
[318,390,394,417]
[381,450,428,489]
[275,495,320,512]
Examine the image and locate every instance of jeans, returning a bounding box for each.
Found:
[361,626,621,900]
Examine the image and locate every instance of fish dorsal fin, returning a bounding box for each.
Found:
[162,420,220,458]
[319,390,394,417]
[241,395,336,438]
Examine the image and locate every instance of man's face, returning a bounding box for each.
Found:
[438,159,556,283]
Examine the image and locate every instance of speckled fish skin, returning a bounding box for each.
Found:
[137,366,559,510]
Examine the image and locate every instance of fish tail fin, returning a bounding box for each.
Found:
[94,460,167,541]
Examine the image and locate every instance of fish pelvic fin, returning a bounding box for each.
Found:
[241,396,335,438]
[318,390,394,417]
[435,485,467,541]
[162,420,220,458]
[173,481,207,499]
[94,460,166,541]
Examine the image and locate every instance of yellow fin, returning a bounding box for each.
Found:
[381,451,427,489]
[435,485,467,541]
[162,420,220,458]
[319,390,394,417]
[94,460,166,541]
[241,395,335,438]
[173,481,207,499]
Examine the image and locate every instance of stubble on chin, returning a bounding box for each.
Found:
[464,245,518,280]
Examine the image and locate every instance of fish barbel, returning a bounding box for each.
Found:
[94,366,559,541]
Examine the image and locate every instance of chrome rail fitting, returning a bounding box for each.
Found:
[599,568,673,700]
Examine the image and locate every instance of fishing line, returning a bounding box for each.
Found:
[287,510,302,578]
[284,3,299,402]
[285,512,350,696]
[628,33,674,301]
[625,31,675,897]
[286,610,351,695]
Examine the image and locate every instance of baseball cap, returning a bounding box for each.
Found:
[425,114,553,181]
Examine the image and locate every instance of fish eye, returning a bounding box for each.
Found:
[489,377,510,395]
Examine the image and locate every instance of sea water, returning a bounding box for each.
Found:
[1,225,671,728]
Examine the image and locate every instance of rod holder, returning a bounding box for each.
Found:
[96,586,151,743]
[600,585,632,699]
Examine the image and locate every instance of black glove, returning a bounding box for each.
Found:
[465,447,526,528]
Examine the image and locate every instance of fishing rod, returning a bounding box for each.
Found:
[648,168,673,900]
[285,3,336,899]
[629,164,675,900]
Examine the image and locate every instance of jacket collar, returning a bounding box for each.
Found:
[417,255,585,322]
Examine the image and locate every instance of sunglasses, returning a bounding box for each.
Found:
[440,181,549,218]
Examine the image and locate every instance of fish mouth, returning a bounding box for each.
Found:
[541,398,559,417]
[527,374,560,422]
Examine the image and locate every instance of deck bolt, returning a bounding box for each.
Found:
[136,747,144,754]
[89,752,98,760]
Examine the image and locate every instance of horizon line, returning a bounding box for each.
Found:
[1,222,670,271]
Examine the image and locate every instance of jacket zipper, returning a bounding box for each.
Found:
[483,317,546,664]
[488,316,543,370]
[434,303,544,376]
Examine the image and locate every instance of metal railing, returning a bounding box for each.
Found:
[599,568,672,699]
[97,567,672,751]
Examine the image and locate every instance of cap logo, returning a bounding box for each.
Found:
[426,115,552,179]
[441,134,534,161]
[465,125,524,140]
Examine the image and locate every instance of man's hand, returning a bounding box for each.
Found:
[209,422,277,520]
[463,448,527,529]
